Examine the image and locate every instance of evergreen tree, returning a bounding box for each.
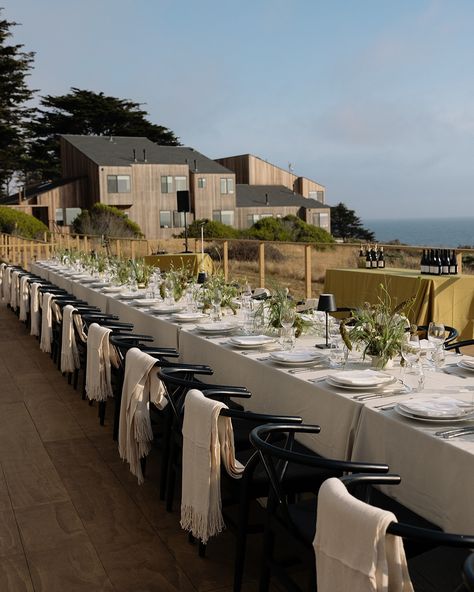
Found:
[27,87,181,180]
[330,202,375,241]
[0,10,35,198]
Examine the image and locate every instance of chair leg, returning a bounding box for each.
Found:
[165,437,177,512]
[259,526,274,592]
[233,493,251,592]
[98,401,106,426]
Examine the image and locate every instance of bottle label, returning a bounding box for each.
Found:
[442,265,449,274]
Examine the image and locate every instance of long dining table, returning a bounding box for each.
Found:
[31,261,474,534]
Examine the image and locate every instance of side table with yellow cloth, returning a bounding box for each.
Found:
[144,253,214,276]
[324,268,474,340]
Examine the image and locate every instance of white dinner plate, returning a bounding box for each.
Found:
[325,375,397,391]
[172,312,207,322]
[229,335,276,348]
[196,322,238,335]
[394,404,474,423]
[270,350,321,366]
[397,397,474,420]
[117,291,147,300]
[328,370,394,388]
[458,359,474,371]
[102,286,123,293]
[131,299,160,307]
[149,304,185,314]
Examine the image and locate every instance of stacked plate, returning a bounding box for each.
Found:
[228,335,276,349]
[118,291,147,300]
[172,312,207,322]
[458,357,474,372]
[102,286,123,293]
[269,350,321,367]
[149,304,185,315]
[326,370,395,390]
[196,322,238,335]
[131,298,160,307]
[395,397,474,422]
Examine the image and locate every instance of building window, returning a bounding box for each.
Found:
[220,178,234,194]
[175,176,187,191]
[317,190,324,202]
[309,191,317,199]
[55,208,64,226]
[107,174,131,193]
[313,212,330,229]
[197,177,206,189]
[65,208,82,225]
[161,176,173,193]
[160,211,171,228]
[173,211,186,227]
[213,210,234,226]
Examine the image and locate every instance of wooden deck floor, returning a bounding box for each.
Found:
[0,303,266,592]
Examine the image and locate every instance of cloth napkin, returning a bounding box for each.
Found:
[39,293,54,353]
[314,477,413,592]
[0,262,4,298]
[10,270,20,310]
[18,275,30,321]
[85,323,113,401]
[118,347,167,484]
[460,357,474,369]
[399,396,474,418]
[332,369,392,386]
[60,305,80,374]
[181,389,244,544]
[30,282,41,336]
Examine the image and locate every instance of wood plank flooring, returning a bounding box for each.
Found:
[0,303,265,592]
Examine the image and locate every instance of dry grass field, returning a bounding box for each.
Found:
[146,238,466,300]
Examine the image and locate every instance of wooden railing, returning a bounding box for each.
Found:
[1,231,472,300]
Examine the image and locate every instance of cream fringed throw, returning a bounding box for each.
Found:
[180,389,244,544]
[118,347,167,484]
[60,305,80,373]
[39,293,54,353]
[314,478,413,592]
[30,282,41,336]
[10,270,20,310]
[18,275,30,321]
[1,265,11,302]
[85,323,113,402]
[0,262,5,299]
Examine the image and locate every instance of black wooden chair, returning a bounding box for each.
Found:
[249,424,391,592]
[463,554,474,591]
[445,339,474,354]
[416,324,459,345]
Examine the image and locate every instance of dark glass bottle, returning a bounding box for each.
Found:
[420,249,426,274]
[377,245,385,268]
[435,250,442,275]
[450,250,458,275]
[365,245,372,269]
[441,249,450,275]
[371,244,378,268]
[358,244,365,268]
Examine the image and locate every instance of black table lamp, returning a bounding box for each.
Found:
[316,293,337,349]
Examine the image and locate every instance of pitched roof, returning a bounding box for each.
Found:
[61,135,233,174]
[236,184,327,209]
[0,177,83,205]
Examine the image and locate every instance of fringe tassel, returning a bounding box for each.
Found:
[180,505,226,544]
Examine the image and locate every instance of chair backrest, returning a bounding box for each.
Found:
[445,339,474,354]
[416,324,459,345]
[464,553,474,591]
[158,366,248,423]
[250,424,390,536]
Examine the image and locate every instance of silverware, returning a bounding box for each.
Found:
[374,403,397,410]
[308,377,326,383]
[435,426,474,438]
[257,356,271,361]
[288,367,317,374]
[442,368,467,379]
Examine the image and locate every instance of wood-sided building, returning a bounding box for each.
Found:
[4,136,330,238]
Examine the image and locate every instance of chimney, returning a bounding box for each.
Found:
[132,149,137,162]
[265,193,269,206]
[143,149,147,163]
[194,159,198,172]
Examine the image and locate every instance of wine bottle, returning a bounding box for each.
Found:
[358,244,365,268]
[427,249,433,275]
[435,249,442,275]
[441,249,450,275]
[371,244,378,269]
[420,249,426,274]
[377,245,385,268]
[365,245,372,269]
[422,249,429,274]
[450,250,458,275]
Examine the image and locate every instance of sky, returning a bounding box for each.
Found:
[4,0,474,220]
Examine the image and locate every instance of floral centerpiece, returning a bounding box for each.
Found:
[340,284,414,369]
[256,284,310,337]
[200,273,239,314]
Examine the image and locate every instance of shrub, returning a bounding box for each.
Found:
[205,240,284,263]
[71,203,143,238]
[0,206,49,239]
[181,218,239,239]
[245,215,334,246]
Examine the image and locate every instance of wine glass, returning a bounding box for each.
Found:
[401,335,424,391]
[280,305,296,350]
[210,289,222,322]
[427,321,445,370]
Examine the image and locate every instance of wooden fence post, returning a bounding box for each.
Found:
[259,243,265,288]
[131,240,136,260]
[22,239,28,269]
[457,252,463,274]
[305,244,312,299]
[223,241,229,282]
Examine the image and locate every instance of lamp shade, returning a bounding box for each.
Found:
[317,293,337,313]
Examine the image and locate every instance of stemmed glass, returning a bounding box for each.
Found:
[401,335,424,391]
[427,321,445,370]
[280,305,296,351]
[210,289,222,322]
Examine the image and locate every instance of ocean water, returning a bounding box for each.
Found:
[363,217,474,248]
